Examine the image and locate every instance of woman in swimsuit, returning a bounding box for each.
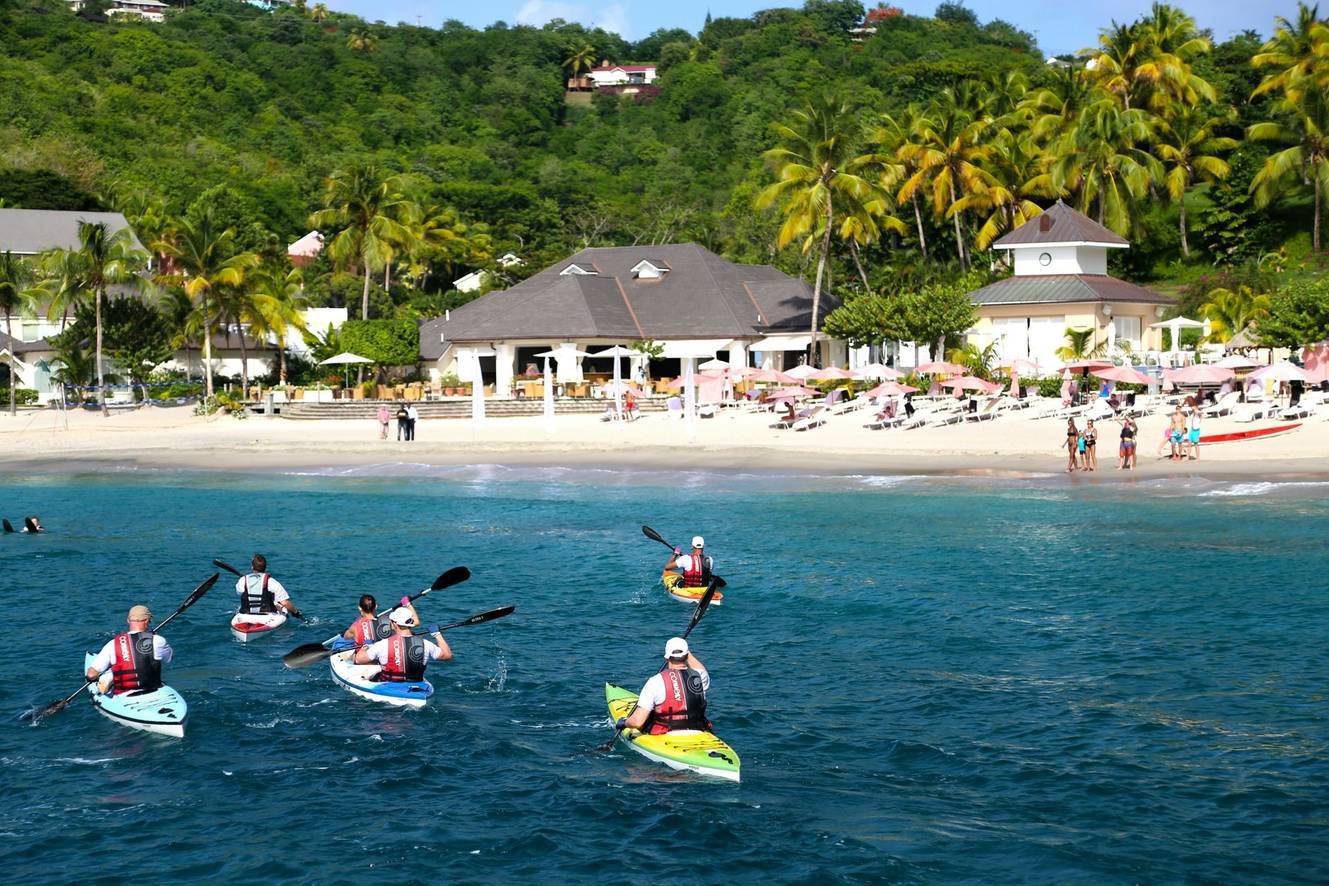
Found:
[1063,418,1080,473]
[1118,416,1137,469]
[1083,420,1098,471]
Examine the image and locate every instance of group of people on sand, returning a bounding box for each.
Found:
[376,403,419,441]
[1164,402,1202,461]
[83,544,713,739]
[1063,417,1143,472]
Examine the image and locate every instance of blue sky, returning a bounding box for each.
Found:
[328,0,1300,56]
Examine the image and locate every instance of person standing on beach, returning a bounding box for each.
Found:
[1063,418,1080,473]
[377,404,390,440]
[664,536,713,591]
[406,403,419,441]
[1168,408,1187,461]
[1118,416,1137,469]
[1083,420,1098,471]
[1187,406,1201,461]
[395,403,408,441]
[85,605,172,694]
[353,607,452,679]
[236,554,303,619]
[615,637,711,735]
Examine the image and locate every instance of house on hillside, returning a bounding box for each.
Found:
[452,252,524,294]
[419,243,841,396]
[287,230,324,268]
[964,200,1174,369]
[569,65,659,95]
[0,208,146,403]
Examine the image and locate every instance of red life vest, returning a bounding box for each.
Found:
[644,665,710,735]
[352,615,377,644]
[378,634,427,682]
[682,552,710,588]
[110,630,163,693]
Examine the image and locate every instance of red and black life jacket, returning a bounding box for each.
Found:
[377,634,427,682]
[351,613,394,644]
[110,630,163,693]
[682,553,711,588]
[239,573,275,614]
[643,665,710,735]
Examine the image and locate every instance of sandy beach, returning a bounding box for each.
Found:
[0,400,1324,479]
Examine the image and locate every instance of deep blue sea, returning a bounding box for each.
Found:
[2,465,1328,884]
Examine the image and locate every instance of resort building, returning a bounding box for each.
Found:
[964,201,1175,369]
[419,243,841,396]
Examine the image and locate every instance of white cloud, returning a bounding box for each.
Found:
[514,0,633,38]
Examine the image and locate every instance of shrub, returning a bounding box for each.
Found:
[0,388,40,406]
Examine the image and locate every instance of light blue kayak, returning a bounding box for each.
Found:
[83,653,188,737]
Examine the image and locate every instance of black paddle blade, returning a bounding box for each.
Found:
[283,642,339,669]
[447,605,515,629]
[431,566,471,591]
[2,519,13,533]
[180,573,220,612]
[212,558,242,577]
[682,580,720,640]
[641,525,671,548]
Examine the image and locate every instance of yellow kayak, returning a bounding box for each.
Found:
[605,683,739,782]
[662,574,723,605]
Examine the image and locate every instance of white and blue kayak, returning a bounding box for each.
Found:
[328,640,433,708]
[82,653,188,738]
[230,611,287,643]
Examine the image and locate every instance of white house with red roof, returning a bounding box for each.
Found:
[587,64,657,88]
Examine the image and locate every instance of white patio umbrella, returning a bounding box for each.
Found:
[683,357,697,441]
[1149,316,1205,355]
[542,355,555,434]
[318,351,373,388]
[699,358,729,371]
[1250,361,1308,383]
[1216,354,1259,370]
[855,362,903,381]
[593,345,640,420]
[785,364,818,380]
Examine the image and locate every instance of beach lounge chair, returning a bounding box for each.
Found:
[834,391,871,414]
[771,405,812,429]
[1282,401,1315,420]
[965,398,1001,422]
[1232,402,1271,422]
[1203,391,1240,417]
[792,406,827,431]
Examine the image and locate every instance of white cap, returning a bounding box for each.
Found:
[665,637,689,658]
[389,608,415,627]
[691,536,704,549]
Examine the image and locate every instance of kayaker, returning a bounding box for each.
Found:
[341,594,418,644]
[235,554,303,619]
[352,607,451,681]
[23,515,43,533]
[664,536,713,589]
[616,637,711,734]
[84,604,173,694]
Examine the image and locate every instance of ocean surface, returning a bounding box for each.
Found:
[2,465,1328,884]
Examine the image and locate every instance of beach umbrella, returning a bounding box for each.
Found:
[1216,354,1259,370]
[946,375,999,391]
[747,368,797,384]
[593,345,640,420]
[1059,359,1113,372]
[865,381,918,397]
[855,362,903,381]
[784,364,818,380]
[1149,316,1205,353]
[699,358,729,371]
[1094,365,1152,385]
[542,356,555,434]
[767,385,817,399]
[1059,371,1071,402]
[318,351,373,388]
[927,378,942,397]
[1164,364,1234,384]
[683,357,697,441]
[807,367,856,381]
[1000,357,1041,376]
[1250,361,1308,383]
[915,361,967,375]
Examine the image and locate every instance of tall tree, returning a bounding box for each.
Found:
[74,222,145,416]
[1250,90,1329,251]
[310,163,411,321]
[1152,107,1237,257]
[0,251,37,415]
[155,212,260,399]
[758,94,878,363]
[1251,3,1329,101]
[1200,285,1271,341]
[247,263,310,386]
[1051,100,1158,233]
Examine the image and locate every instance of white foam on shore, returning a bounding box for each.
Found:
[1201,480,1329,497]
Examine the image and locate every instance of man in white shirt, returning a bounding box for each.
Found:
[353,606,451,681]
[235,553,302,618]
[617,637,711,735]
[663,536,714,591]
[85,604,174,694]
[406,403,419,441]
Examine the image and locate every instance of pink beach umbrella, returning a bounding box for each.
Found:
[784,364,819,380]
[1059,371,1072,401]
[947,375,999,391]
[1301,342,1329,383]
[1009,371,1020,398]
[767,385,817,399]
[855,363,903,380]
[915,361,967,375]
[1216,354,1260,370]
[1164,364,1234,384]
[866,381,918,397]
[1060,359,1114,373]
[1094,365,1152,385]
[807,367,856,381]
[1250,361,1308,383]
[746,368,797,384]
[1002,357,1041,376]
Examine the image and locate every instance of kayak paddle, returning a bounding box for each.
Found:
[319,565,472,646]
[642,525,676,550]
[282,604,515,669]
[22,572,219,725]
[2,519,13,533]
[600,576,724,751]
[214,558,306,620]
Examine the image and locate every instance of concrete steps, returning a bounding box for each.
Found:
[276,399,665,420]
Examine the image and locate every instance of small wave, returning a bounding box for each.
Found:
[56,756,117,765]
[850,474,929,488]
[1201,480,1329,497]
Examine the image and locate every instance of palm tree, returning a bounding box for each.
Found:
[949,132,1048,251]
[1051,99,1157,233]
[0,251,38,415]
[1200,286,1272,342]
[75,221,145,416]
[310,162,411,321]
[310,2,328,22]
[247,264,309,386]
[35,248,88,334]
[1131,3,1214,110]
[563,41,597,86]
[1250,90,1329,251]
[1056,326,1106,360]
[758,94,879,362]
[1152,107,1237,257]
[155,211,260,399]
[1023,66,1103,145]
[346,28,377,53]
[895,91,995,271]
[1087,22,1143,109]
[873,108,932,262]
[1251,3,1329,101]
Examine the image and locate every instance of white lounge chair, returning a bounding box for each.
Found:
[1203,391,1240,417]
[793,406,827,431]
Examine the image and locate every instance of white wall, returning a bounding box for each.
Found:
[1011,245,1109,276]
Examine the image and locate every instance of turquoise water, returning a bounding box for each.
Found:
[3,465,1328,884]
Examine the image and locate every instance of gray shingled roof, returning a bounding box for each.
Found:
[969,274,1175,307]
[992,200,1129,248]
[420,243,835,359]
[0,331,53,355]
[0,209,144,255]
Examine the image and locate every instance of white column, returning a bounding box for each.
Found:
[729,341,749,369]
[495,343,515,399]
[555,342,584,382]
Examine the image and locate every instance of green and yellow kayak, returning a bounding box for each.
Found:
[662,573,724,605]
[604,683,740,782]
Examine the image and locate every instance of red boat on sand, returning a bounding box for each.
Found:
[1202,423,1301,444]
